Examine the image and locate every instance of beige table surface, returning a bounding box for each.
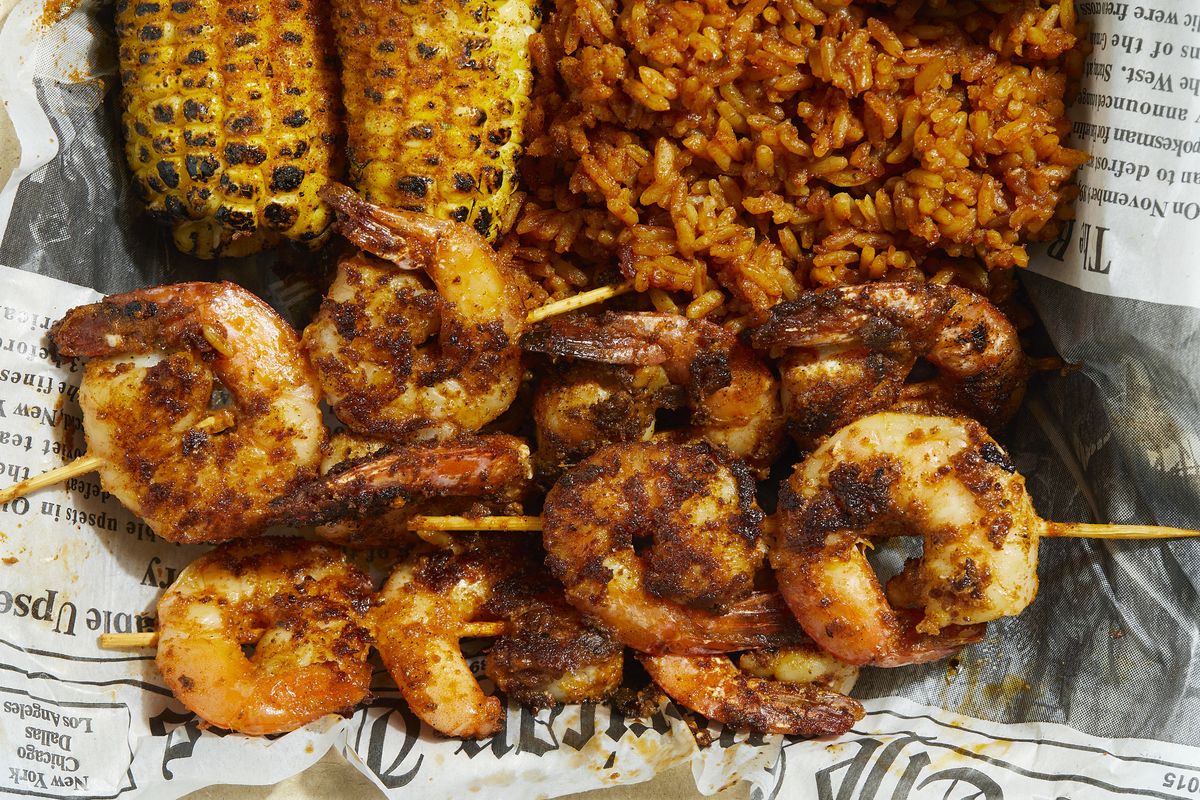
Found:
[0,0,746,795]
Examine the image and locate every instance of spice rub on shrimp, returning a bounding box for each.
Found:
[639,642,863,736]
[271,433,532,547]
[373,541,518,739]
[523,312,784,475]
[49,282,326,543]
[484,556,624,710]
[155,537,374,735]
[373,540,619,737]
[773,412,1045,667]
[531,363,664,477]
[542,441,803,655]
[749,283,1028,451]
[303,184,524,441]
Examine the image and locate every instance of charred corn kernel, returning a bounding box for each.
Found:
[115,0,343,258]
[332,0,537,241]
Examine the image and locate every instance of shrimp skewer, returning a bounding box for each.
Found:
[542,440,805,655]
[524,312,784,475]
[46,282,326,543]
[387,516,1200,541]
[527,281,634,324]
[749,282,1028,451]
[370,544,513,739]
[640,641,863,736]
[304,184,524,441]
[154,537,375,735]
[310,432,531,547]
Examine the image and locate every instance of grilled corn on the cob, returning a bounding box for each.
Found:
[116,0,343,258]
[332,0,537,241]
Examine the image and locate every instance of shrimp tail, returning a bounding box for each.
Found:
[749,682,864,737]
[873,610,988,668]
[678,592,810,655]
[639,654,864,736]
[749,286,954,352]
[319,182,446,267]
[50,283,230,358]
[521,313,670,365]
[271,434,531,526]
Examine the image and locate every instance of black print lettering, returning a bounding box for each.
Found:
[560,704,596,751]
[1046,219,1075,262]
[1078,223,1112,274]
[148,707,207,780]
[361,700,425,788]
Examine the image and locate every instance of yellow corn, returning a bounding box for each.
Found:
[115,0,343,258]
[332,0,537,241]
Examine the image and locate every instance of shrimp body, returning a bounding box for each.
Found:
[639,652,863,736]
[155,538,374,735]
[271,433,532,546]
[774,412,1039,666]
[524,312,784,474]
[304,185,524,441]
[373,542,521,738]
[50,283,325,543]
[542,441,801,655]
[749,283,1027,450]
[484,561,624,710]
[737,642,860,695]
[532,364,665,475]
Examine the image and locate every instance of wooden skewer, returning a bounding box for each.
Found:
[408,515,543,531]
[0,411,234,507]
[461,621,508,638]
[0,455,103,506]
[526,281,633,324]
[1028,356,1066,373]
[99,632,162,649]
[99,619,509,651]
[410,515,1200,541]
[1045,522,1200,540]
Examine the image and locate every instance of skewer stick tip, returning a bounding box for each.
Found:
[460,621,507,639]
[99,632,159,649]
[527,282,634,324]
[1048,522,1200,540]
[0,453,104,506]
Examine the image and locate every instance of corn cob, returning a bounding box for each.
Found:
[115,0,344,258]
[331,0,537,241]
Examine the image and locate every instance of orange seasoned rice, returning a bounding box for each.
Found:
[506,0,1087,322]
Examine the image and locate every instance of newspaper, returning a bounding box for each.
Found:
[1,0,1199,796]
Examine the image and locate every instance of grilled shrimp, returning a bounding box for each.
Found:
[484,557,624,710]
[542,440,802,655]
[155,538,374,735]
[271,433,532,547]
[523,312,784,475]
[373,542,518,738]
[749,283,1028,451]
[304,184,524,441]
[639,651,863,736]
[773,412,1044,667]
[531,363,665,476]
[49,282,326,543]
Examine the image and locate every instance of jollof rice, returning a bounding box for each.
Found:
[506,0,1087,324]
